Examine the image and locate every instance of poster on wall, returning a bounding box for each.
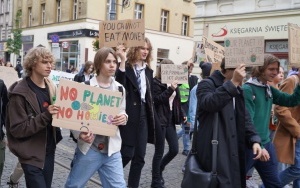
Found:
[160,64,188,84]
[52,79,122,136]
[224,36,264,68]
[99,19,145,48]
[288,23,300,66]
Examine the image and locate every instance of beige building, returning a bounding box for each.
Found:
[0,0,13,63]
[13,0,195,71]
[193,0,300,71]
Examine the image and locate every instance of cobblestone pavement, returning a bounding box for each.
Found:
[1,128,279,188]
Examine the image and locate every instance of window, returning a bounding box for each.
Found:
[134,3,143,19]
[41,4,46,25]
[28,7,32,27]
[106,0,116,20]
[0,25,2,40]
[73,0,78,20]
[1,0,4,13]
[160,10,169,32]
[181,15,189,36]
[57,0,61,22]
[6,0,10,12]
[5,23,8,39]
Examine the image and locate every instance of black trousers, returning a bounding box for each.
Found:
[21,151,55,188]
[151,114,179,187]
[121,104,148,188]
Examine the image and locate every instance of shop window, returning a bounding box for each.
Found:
[157,48,169,63]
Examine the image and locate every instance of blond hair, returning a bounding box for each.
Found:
[23,47,55,77]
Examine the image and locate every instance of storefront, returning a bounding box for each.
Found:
[199,13,300,72]
[47,29,99,72]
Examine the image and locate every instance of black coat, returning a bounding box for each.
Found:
[115,64,155,146]
[153,78,183,126]
[73,72,93,83]
[0,79,8,140]
[195,70,261,188]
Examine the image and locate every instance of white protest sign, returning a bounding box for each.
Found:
[49,70,75,86]
[52,79,121,136]
[224,36,264,68]
[202,36,224,63]
[161,64,188,84]
[288,23,300,66]
[99,19,145,48]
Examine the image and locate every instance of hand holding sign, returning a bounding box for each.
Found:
[231,64,246,87]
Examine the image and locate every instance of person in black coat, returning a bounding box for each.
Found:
[196,59,262,188]
[151,59,184,188]
[115,38,156,188]
[0,79,8,183]
[73,61,94,83]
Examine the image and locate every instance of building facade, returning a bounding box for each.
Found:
[193,0,300,71]
[13,0,195,71]
[0,0,13,63]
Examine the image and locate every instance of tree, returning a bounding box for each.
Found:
[92,37,99,52]
[6,10,22,56]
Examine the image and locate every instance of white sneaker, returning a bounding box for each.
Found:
[246,178,259,188]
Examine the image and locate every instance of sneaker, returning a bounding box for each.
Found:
[182,150,189,156]
[246,178,258,188]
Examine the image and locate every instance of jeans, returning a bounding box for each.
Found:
[152,124,178,187]
[65,148,125,188]
[280,139,300,188]
[177,123,190,152]
[0,141,5,185]
[21,151,55,188]
[246,141,281,188]
[121,104,148,188]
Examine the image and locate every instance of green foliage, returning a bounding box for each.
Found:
[6,10,22,55]
[92,37,99,52]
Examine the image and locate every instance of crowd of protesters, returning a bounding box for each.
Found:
[1,37,300,188]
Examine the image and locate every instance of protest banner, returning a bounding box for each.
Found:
[194,41,206,64]
[288,23,300,66]
[224,36,264,68]
[202,36,224,63]
[99,19,145,48]
[49,70,75,86]
[0,66,19,88]
[52,79,121,136]
[161,64,188,84]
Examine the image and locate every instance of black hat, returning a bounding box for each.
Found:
[200,62,212,78]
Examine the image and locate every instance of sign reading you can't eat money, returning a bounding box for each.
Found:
[99,19,145,48]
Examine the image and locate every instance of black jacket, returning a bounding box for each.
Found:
[0,79,8,140]
[196,70,261,188]
[73,72,93,83]
[115,63,155,146]
[153,77,183,126]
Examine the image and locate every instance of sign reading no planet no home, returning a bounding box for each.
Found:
[288,23,300,66]
[52,79,122,136]
[161,64,189,84]
[224,36,264,68]
[99,19,145,48]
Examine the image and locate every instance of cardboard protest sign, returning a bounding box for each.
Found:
[99,19,145,48]
[52,79,122,136]
[202,36,224,63]
[161,64,188,84]
[0,66,19,88]
[194,41,206,64]
[224,36,264,68]
[49,70,75,86]
[288,23,300,66]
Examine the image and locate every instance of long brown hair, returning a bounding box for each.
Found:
[126,37,153,68]
[251,54,279,77]
[94,47,117,75]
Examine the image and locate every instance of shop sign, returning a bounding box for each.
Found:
[265,41,288,53]
[21,35,34,42]
[48,29,99,40]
